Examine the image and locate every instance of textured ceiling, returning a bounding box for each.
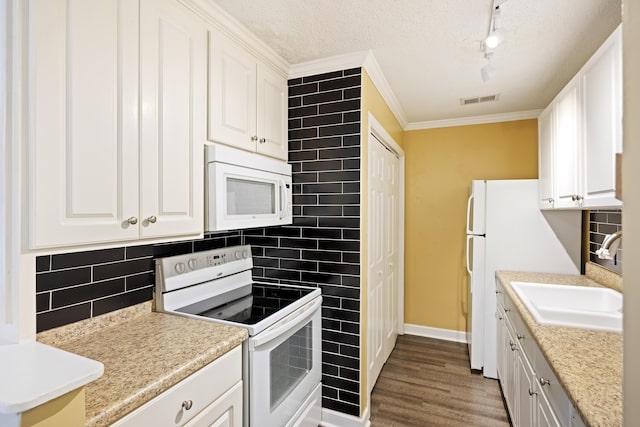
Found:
[210,0,621,125]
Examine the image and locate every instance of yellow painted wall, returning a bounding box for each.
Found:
[359,70,403,414]
[404,121,538,332]
[21,387,85,427]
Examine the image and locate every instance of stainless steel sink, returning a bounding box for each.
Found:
[510,281,622,333]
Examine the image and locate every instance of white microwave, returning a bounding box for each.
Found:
[205,144,292,231]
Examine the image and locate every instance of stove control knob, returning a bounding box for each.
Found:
[242,249,250,259]
[188,258,198,270]
[175,262,186,274]
[234,250,241,260]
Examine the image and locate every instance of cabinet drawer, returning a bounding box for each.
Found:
[113,346,242,427]
[508,304,535,362]
[534,345,572,426]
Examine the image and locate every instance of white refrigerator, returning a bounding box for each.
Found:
[465,179,581,379]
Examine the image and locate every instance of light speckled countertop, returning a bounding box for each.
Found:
[496,269,622,427]
[38,302,248,427]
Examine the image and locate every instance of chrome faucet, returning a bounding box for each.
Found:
[595,230,622,261]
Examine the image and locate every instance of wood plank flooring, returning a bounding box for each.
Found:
[370,335,510,426]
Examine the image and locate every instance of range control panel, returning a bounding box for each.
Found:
[157,244,252,279]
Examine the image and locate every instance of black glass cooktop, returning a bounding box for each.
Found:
[196,283,316,325]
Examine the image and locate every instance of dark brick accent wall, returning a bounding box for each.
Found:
[246,68,362,417]
[35,232,242,332]
[589,209,622,274]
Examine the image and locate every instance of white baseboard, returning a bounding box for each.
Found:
[404,323,468,343]
[321,405,370,427]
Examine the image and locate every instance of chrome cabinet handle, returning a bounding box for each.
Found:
[259,137,266,143]
[182,400,193,410]
[529,388,537,396]
[495,290,502,294]
[504,308,511,312]
[539,377,551,386]
[571,195,584,202]
[544,198,554,203]
[509,341,517,351]
[127,217,138,225]
[498,315,503,320]
[251,135,258,142]
[517,334,525,340]
[146,215,157,224]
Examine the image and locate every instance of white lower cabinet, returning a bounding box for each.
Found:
[496,282,586,427]
[111,346,242,427]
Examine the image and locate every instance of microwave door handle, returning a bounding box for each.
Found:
[278,179,289,219]
[250,298,321,350]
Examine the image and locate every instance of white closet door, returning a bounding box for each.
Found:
[368,134,399,392]
[28,0,139,248]
[139,0,206,238]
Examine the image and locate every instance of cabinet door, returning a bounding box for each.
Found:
[553,78,582,208]
[581,26,622,208]
[256,64,288,160]
[538,106,555,208]
[502,318,517,419]
[208,30,257,152]
[183,381,242,427]
[516,353,535,427]
[537,389,562,427]
[28,0,139,248]
[140,0,205,238]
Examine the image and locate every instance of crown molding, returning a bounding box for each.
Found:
[405,109,544,130]
[183,0,290,76]
[288,51,369,79]
[362,52,409,129]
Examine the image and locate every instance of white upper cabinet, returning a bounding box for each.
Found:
[553,77,582,208]
[139,0,206,239]
[208,30,288,161]
[28,0,205,249]
[538,24,622,210]
[580,25,623,208]
[538,106,555,208]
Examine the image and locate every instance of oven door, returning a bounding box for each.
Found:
[207,161,292,232]
[248,297,322,427]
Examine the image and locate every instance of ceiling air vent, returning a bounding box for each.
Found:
[459,94,500,106]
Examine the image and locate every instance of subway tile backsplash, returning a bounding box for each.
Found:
[35,232,242,332]
[589,209,622,274]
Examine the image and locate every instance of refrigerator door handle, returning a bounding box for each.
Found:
[466,194,474,234]
[466,235,473,277]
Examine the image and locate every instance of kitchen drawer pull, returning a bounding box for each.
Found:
[182,400,193,410]
[251,135,258,142]
[539,377,551,386]
[495,290,502,294]
[517,334,525,340]
[146,215,157,224]
[509,341,517,351]
[259,137,266,143]
[127,217,138,225]
[504,308,511,312]
[529,388,537,396]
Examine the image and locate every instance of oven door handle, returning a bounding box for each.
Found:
[250,297,322,350]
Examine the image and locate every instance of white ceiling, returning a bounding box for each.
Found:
[210,0,621,126]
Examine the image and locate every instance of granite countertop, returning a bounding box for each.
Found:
[37,302,248,427]
[496,269,622,427]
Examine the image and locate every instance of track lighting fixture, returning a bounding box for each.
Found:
[480,0,507,81]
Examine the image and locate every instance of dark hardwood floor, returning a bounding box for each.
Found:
[370,335,510,426]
